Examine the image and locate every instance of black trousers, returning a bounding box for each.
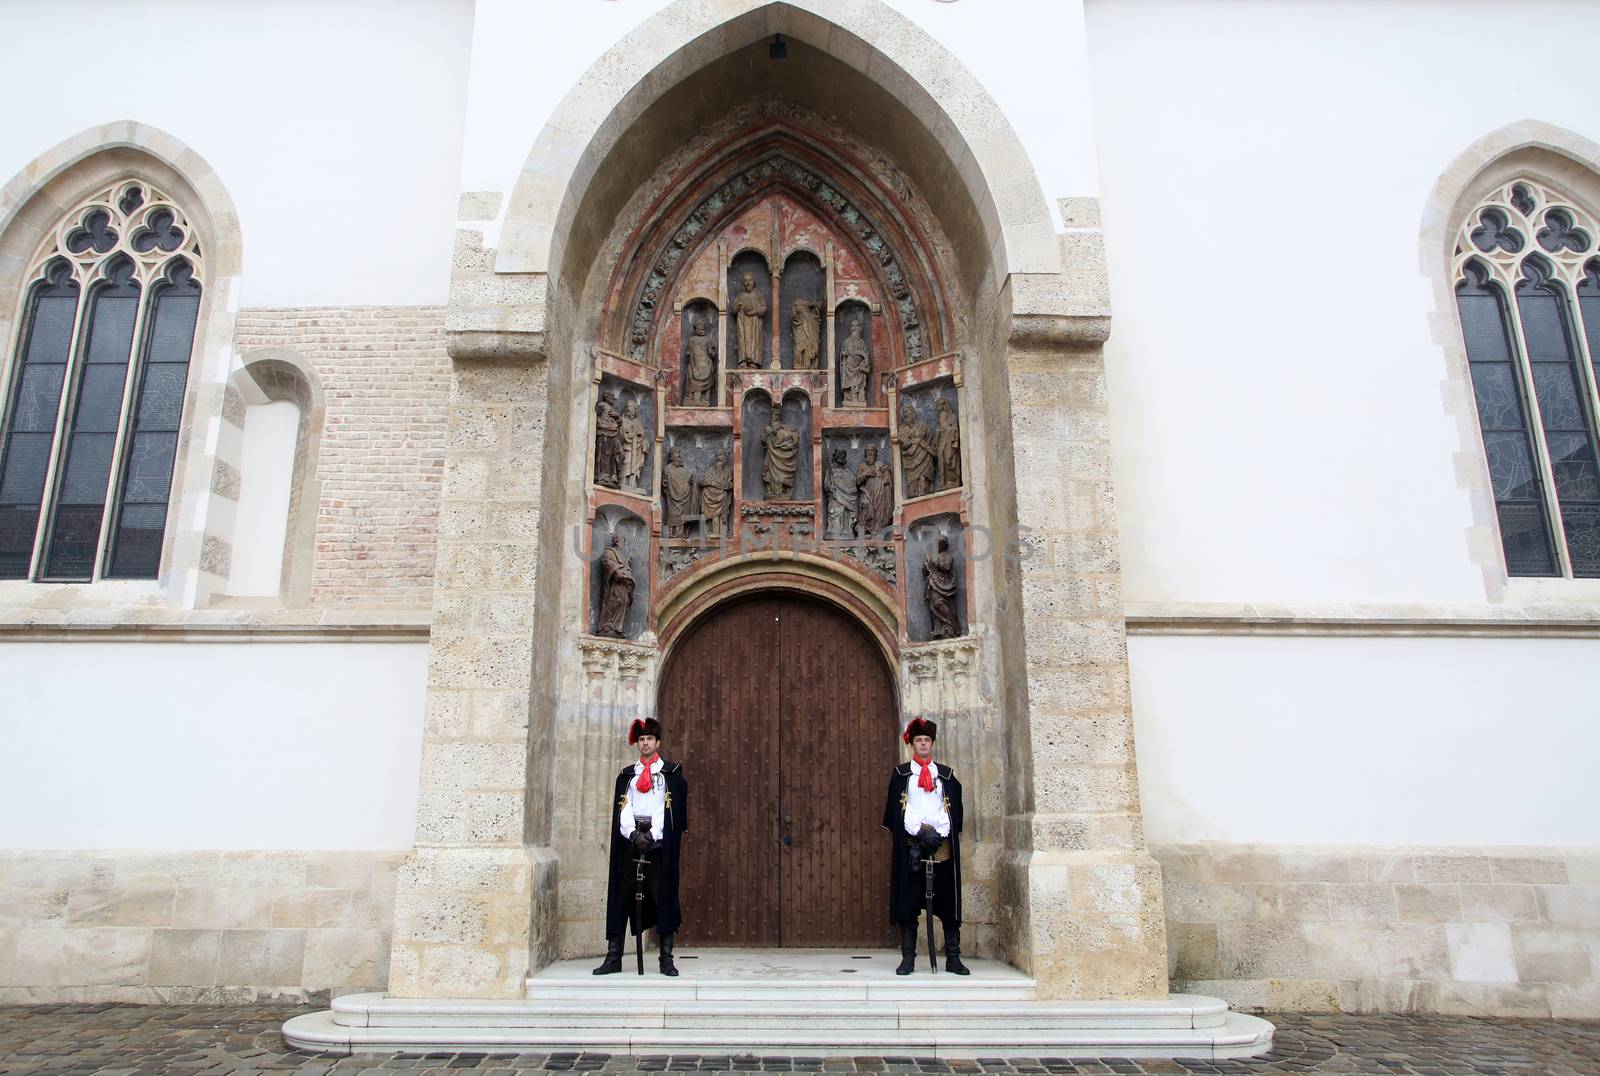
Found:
[895,857,960,928]
[614,846,665,939]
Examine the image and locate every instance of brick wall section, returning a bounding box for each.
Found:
[234,307,450,609]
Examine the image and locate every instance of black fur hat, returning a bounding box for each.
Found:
[902,716,937,744]
[629,717,663,744]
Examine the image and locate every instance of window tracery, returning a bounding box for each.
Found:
[0,180,204,580]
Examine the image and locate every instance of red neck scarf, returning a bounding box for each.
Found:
[915,757,937,793]
[636,754,660,793]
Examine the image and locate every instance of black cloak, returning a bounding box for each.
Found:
[882,762,963,925]
[604,762,688,938]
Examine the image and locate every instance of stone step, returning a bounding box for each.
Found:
[283,1001,1274,1059]
[336,996,1230,1032]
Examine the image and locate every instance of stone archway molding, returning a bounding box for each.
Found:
[0,121,244,607]
[655,552,901,672]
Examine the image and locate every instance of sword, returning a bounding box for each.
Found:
[632,816,654,976]
[923,852,938,973]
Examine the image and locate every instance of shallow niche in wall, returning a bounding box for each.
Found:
[906,513,966,643]
[725,250,772,371]
[660,428,734,540]
[589,507,650,640]
[834,299,876,408]
[779,250,824,371]
[594,374,656,496]
[741,389,813,501]
[897,379,961,500]
[678,298,720,407]
[821,431,892,541]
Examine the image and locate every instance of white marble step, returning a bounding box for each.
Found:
[283,1004,1274,1059]
[333,995,1230,1031]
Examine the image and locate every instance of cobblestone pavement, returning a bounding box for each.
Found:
[1,1005,1598,1075]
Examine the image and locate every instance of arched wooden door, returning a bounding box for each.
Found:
[659,593,898,947]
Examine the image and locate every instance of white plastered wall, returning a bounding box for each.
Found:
[0,0,473,307]
[0,641,427,850]
[1086,0,1600,608]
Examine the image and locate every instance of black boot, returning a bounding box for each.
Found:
[592,935,623,975]
[944,923,970,975]
[895,923,918,975]
[658,931,679,976]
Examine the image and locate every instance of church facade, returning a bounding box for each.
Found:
[1,0,1597,1021]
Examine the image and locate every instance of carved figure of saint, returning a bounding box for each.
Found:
[596,534,635,637]
[924,535,960,640]
[856,443,892,536]
[594,391,622,488]
[699,448,733,539]
[792,298,821,369]
[825,447,858,540]
[731,272,767,368]
[761,413,800,499]
[683,318,717,406]
[898,400,935,499]
[661,446,697,538]
[839,315,872,406]
[935,397,961,491]
[620,398,649,490]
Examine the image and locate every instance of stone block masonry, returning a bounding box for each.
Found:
[1156,843,1600,1019]
[234,308,452,610]
[0,851,403,1003]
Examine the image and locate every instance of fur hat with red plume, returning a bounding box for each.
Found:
[629,717,663,744]
[902,716,937,744]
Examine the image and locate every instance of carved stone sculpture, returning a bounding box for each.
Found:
[596,534,635,637]
[935,397,961,491]
[699,448,733,539]
[620,398,649,490]
[594,391,622,488]
[839,315,872,406]
[898,400,935,499]
[856,443,892,536]
[683,317,717,405]
[792,298,821,369]
[661,446,697,537]
[761,412,800,499]
[731,272,767,368]
[824,447,858,540]
[924,535,960,640]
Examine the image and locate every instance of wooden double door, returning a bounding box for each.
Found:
[659,593,898,947]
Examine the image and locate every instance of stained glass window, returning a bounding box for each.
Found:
[0,182,203,581]
[1453,180,1600,578]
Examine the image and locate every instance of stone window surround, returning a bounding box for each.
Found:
[0,122,243,615]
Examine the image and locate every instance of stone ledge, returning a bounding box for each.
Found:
[0,609,430,642]
[1126,600,1600,637]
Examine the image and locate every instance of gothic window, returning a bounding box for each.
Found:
[0,182,203,581]
[1454,180,1600,577]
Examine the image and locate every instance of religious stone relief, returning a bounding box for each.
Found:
[660,431,733,540]
[824,448,857,539]
[680,302,718,406]
[841,543,897,586]
[727,252,770,369]
[906,515,966,642]
[594,377,655,493]
[698,448,734,539]
[660,446,696,538]
[762,412,801,499]
[856,443,894,537]
[837,307,873,407]
[792,298,822,369]
[823,433,892,539]
[780,250,824,370]
[898,381,962,497]
[590,510,649,639]
[936,398,961,490]
[898,399,936,499]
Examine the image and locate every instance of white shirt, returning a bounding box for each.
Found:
[619,756,667,839]
[903,760,950,838]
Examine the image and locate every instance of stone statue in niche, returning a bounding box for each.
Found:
[924,535,960,640]
[856,443,893,536]
[731,272,767,368]
[699,449,733,539]
[761,412,800,499]
[682,317,717,406]
[596,534,635,637]
[935,398,961,491]
[594,390,623,488]
[620,398,650,490]
[825,448,858,540]
[839,315,872,406]
[661,446,697,538]
[792,298,821,369]
[898,400,935,499]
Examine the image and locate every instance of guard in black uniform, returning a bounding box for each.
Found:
[882,716,969,975]
[593,716,688,976]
